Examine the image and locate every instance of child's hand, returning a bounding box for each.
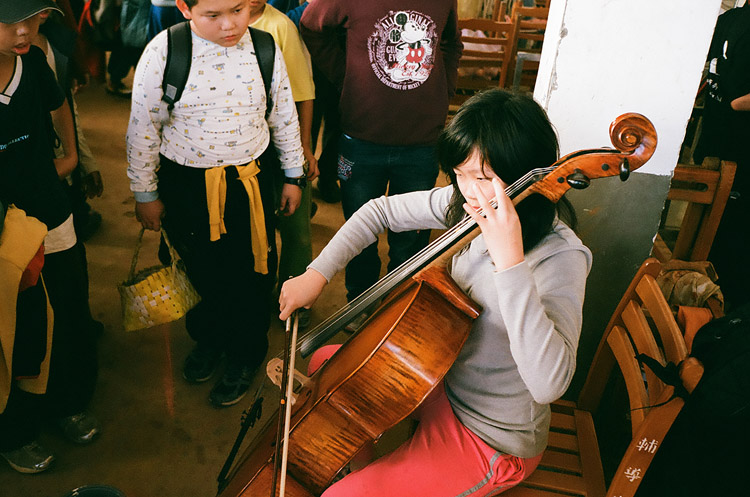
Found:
[304,148,320,181]
[463,178,524,271]
[83,171,104,198]
[279,183,302,216]
[279,268,328,321]
[54,155,78,179]
[135,199,165,231]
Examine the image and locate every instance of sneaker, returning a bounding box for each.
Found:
[105,80,132,98]
[344,311,370,334]
[297,308,311,330]
[209,363,258,407]
[75,209,102,242]
[58,412,101,445]
[0,442,54,474]
[331,463,352,484]
[183,345,223,383]
[89,318,105,338]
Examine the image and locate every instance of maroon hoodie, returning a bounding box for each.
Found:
[301,0,462,146]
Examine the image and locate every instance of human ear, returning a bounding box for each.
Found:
[175,0,193,20]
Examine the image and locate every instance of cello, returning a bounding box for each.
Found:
[217,113,658,497]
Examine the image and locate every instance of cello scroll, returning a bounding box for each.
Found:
[518,112,657,203]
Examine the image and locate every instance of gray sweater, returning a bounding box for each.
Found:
[309,186,592,457]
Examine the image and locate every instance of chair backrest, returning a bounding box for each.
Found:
[507,4,550,91]
[580,258,703,497]
[510,5,549,45]
[451,18,517,109]
[578,258,689,432]
[492,1,508,21]
[653,157,737,262]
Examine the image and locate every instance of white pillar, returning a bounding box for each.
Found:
[534,0,723,396]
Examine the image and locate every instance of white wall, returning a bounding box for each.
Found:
[535,0,722,175]
[533,0,724,396]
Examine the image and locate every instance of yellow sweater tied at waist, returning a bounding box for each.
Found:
[205,160,268,274]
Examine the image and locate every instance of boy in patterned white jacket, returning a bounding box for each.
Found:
[126,0,305,407]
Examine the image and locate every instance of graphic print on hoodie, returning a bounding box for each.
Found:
[368,10,437,90]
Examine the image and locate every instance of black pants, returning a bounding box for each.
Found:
[311,66,341,186]
[0,281,47,452]
[42,242,98,417]
[107,41,142,83]
[0,242,97,451]
[709,160,749,310]
[157,156,278,369]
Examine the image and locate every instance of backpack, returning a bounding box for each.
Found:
[161,21,276,116]
[637,302,750,496]
[119,0,151,49]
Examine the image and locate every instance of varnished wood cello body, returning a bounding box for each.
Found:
[217,113,658,497]
[220,266,479,497]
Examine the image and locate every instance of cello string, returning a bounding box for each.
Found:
[290,166,555,356]
[292,166,555,355]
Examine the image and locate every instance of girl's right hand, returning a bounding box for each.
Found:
[463,179,524,271]
[279,268,328,321]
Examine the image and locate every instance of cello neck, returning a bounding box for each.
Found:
[298,112,658,357]
[297,174,536,358]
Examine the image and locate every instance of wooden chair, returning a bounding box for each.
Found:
[652,157,736,262]
[450,18,517,114]
[508,4,550,92]
[492,1,509,21]
[505,258,703,497]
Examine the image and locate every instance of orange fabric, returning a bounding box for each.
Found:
[18,245,44,292]
[677,305,713,353]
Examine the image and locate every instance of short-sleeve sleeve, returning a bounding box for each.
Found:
[28,46,65,112]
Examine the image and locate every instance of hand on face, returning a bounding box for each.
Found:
[462,178,524,272]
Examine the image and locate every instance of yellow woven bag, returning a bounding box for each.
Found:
[118,228,200,331]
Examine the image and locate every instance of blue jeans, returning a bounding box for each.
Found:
[337,135,439,300]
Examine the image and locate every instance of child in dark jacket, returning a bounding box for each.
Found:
[0,0,100,474]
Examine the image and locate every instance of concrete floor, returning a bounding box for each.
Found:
[0,80,403,496]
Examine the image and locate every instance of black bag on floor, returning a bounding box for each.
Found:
[637,303,750,496]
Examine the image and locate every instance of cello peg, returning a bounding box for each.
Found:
[619,157,631,181]
[566,169,591,189]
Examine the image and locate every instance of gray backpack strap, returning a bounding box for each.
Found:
[248,27,276,118]
[162,21,192,111]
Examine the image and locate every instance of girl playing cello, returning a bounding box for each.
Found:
[278,89,592,496]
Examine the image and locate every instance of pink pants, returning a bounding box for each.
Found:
[307,345,542,497]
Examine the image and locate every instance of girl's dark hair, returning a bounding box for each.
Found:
[438,89,576,253]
